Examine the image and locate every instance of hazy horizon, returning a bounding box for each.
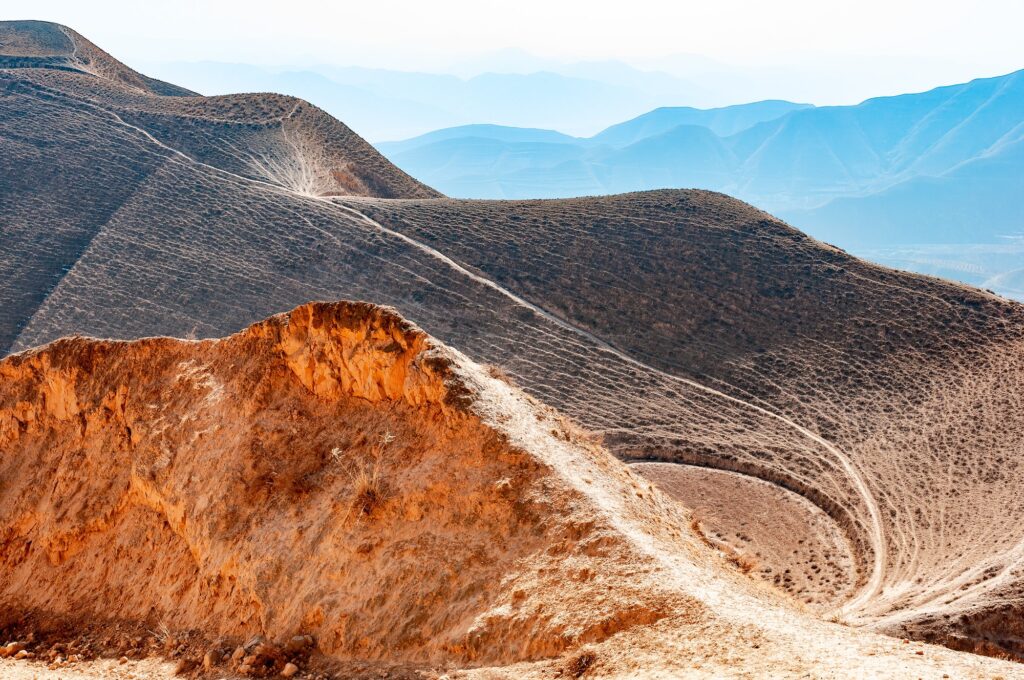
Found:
[20,0,1024,109]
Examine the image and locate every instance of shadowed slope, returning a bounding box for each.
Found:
[0,19,439,355]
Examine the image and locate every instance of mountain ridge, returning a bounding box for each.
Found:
[5,300,1020,678]
[376,69,1024,298]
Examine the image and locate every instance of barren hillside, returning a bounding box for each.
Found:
[3,19,1024,673]
[0,301,1019,679]
[0,20,438,354]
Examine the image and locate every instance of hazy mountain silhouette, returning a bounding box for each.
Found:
[151,61,698,140]
[590,100,811,146]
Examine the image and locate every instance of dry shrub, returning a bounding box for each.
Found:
[566,651,596,677]
[341,429,394,517]
[729,552,759,575]
[351,462,383,516]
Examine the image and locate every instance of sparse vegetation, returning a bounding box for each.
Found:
[566,651,596,677]
[345,429,394,516]
[146,622,172,646]
[485,362,518,387]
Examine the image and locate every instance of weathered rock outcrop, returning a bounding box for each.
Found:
[0,302,691,665]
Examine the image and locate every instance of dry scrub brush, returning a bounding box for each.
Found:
[334,429,394,517]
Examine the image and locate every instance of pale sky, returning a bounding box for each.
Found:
[17,0,1024,96]
[21,0,1023,64]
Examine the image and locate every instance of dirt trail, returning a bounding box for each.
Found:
[74,99,888,622]
[335,199,887,620]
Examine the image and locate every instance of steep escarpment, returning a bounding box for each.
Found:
[0,302,693,666]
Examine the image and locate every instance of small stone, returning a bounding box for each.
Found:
[203,649,222,669]
[119,656,129,664]
[281,662,299,677]
[174,657,196,674]
[14,649,31,660]
[3,642,26,657]
[238,663,253,675]
[231,646,246,662]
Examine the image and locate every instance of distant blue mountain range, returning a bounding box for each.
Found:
[147,61,708,141]
[377,71,1024,299]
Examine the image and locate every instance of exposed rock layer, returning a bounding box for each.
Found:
[0,302,695,665]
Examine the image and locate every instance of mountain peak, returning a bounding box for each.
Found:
[0,20,441,200]
[0,20,195,96]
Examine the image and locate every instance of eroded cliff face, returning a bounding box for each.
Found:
[0,302,688,665]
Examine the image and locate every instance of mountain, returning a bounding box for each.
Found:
[728,69,1024,209]
[379,70,1024,214]
[4,20,1024,673]
[0,20,437,356]
[374,100,807,199]
[589,100,812,146]
[376,123,581,156]
[151,60,690,141]
[377,70,1024,299]
[782,127,1024,245]
[139,61,462,142]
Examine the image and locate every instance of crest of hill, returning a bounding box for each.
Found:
[0,20,194,96]
[0,20,440,200]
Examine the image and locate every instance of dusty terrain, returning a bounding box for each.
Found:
[631,463,858,610]
[3,19,1024,674]
[1,301,1021,679]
